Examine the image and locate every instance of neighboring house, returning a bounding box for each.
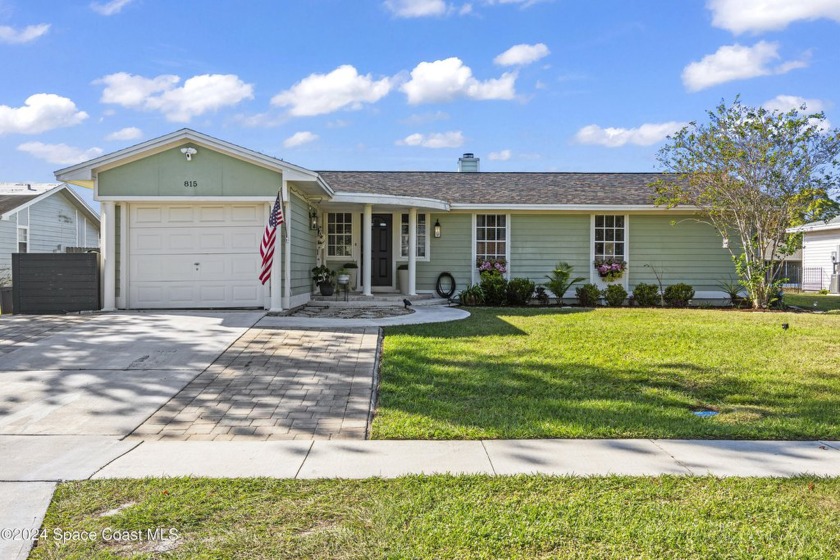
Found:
[55,128,735,311]
[787,218,840,292]
[0,183,100,287]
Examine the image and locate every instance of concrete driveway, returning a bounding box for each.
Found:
[0,311,262,436]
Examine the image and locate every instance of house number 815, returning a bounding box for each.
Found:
[184,180,198,188]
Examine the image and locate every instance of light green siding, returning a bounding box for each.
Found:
[98,144,282,197]
[629,215,735,291]
[416,213,473,292]
[290,195,317,296]
[510,214,590,290]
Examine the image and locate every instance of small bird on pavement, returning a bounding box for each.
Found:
[403,298,412,309]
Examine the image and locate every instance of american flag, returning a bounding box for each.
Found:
[259,193,284,285]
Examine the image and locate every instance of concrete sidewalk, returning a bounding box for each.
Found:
[3,437,838,560]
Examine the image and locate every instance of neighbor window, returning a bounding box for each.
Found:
[400,213,427,259]
[475,214,507,262]
[594,215,625,260]
[326,213,352,257]
[17,227,28,253]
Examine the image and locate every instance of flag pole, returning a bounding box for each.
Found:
[279,186,289,243]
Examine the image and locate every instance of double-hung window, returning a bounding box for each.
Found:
[399,213,427,259]
[17,227,28,253]
[326,213,352,258]
[594,215,625,260]
[476,214,507,262]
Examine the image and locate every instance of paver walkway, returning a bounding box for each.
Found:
[130,327,379,441]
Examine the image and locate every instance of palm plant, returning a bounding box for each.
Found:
[545,262,586,305]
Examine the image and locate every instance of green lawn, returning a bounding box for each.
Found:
[373,308,840,440]
[785,292,840,312]
[30,476,840,559]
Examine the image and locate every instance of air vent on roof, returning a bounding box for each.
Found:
[458,153,479,172]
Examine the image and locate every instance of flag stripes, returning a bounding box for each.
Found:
[259,192,284,285]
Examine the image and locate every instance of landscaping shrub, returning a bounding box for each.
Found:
[603,284,627,307]
[506,277,535,306]
[633,283,660,307]
[663,283,695,307]
[459,283,484,306]
[576,283,601,307]
[479,271,508,306]
[545,262,586,304]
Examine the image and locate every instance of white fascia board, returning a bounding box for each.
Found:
[786,220,840,234]
[329,192,450,211]
[448,203,699,212]
[96,196,280,202]
[54,128,329,194]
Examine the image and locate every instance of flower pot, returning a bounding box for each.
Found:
[319,283,334,296]
[337,274,350,287]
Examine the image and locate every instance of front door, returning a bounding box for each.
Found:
[371,214,392,286]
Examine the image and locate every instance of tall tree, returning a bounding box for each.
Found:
[653,99,840,308]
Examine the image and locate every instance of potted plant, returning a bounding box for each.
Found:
[311,265,336,296]
[343,262,358,290]
[336,267,351,288]
[397,263,409,295]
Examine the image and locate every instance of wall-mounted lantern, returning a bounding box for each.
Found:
[434,219,442,238]
[309,208,318,230]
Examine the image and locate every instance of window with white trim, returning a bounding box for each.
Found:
[326,212,352,257]
[17,226,28,253]
[594,215,625,260]
[400,213,427,259]
[476,214,507,262]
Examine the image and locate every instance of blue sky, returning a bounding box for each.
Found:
[1,0,839,191]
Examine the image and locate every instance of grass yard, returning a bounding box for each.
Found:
[30,476,840,559]
[785,292,840,312]
[373,308,840,440]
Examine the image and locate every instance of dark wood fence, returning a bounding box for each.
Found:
[11,253,100,314]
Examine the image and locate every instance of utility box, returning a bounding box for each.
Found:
[831,274,840,295]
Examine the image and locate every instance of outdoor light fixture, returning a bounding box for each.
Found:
[722,237,729,249]
[180,147,197,161]
[434,219,442,238]
[309,208,318,230]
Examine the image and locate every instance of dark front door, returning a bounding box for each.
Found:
[371,214,392,286]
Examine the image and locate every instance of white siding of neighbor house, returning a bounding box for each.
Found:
[802,229,840,290]
[29,191,96,253]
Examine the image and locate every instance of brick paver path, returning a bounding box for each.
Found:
[130,327,380,441]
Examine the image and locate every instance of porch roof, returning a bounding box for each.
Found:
[317,171,668,206]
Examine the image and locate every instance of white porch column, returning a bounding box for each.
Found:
[283,181,292,309]
[269,200,282,312]
[101,201,116,311]
[408,207,417,296]
[363,204,372,296]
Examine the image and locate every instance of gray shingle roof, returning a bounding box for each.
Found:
[316,172,666,205]
[0,194,39,215]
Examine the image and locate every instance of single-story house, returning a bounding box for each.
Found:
[0,183,100,287]
[54,128,735,311]
[787,218,840,292]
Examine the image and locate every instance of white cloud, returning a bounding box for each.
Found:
[763,95,831,130]
[105,126,142,141]
[283,131,319,148]
[383,0,447,17]
[97,72,254,122]
[17,142,103,165]
[488,149,512,160]
[0,23,50,44]
[708,0,840,33]
[400,110,450,125]
[574,121,688,148]
[0,94,88,135]
[397,130,464,148]
[271,65,392,117]
[90,0,134,16]
[401,57,516,104]
[494,43,550,66]
[681,41,808,92]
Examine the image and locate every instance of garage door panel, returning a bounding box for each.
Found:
[128,204,266,309]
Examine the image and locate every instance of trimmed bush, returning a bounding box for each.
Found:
[603,284,628,307]
[633,283,660,307]
[459,283,484,306]
[664,283,695,307]
[506,277,535,306]
[480,270,508,306]
[576,283,601,307]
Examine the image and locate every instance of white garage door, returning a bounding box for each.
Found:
[128,204,265,308]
